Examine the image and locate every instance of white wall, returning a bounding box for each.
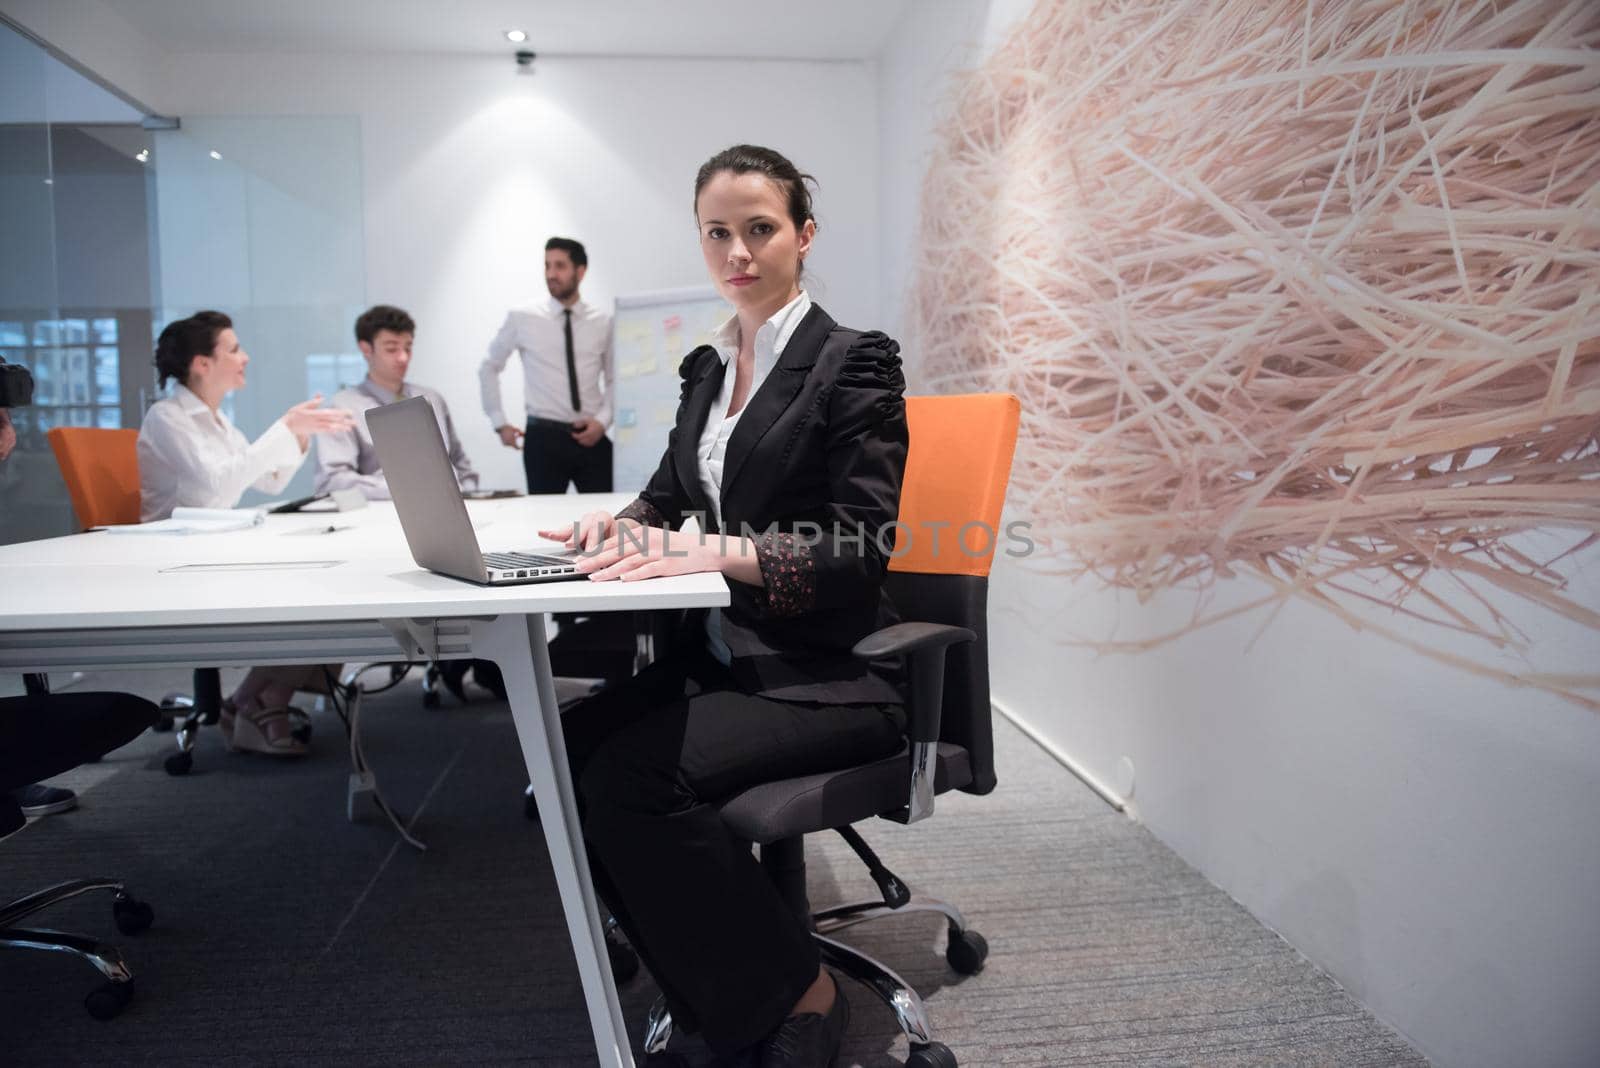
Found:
[879,5,1600,1068]
[154,51,880,492]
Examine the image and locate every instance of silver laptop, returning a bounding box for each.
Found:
[366,396,583,585]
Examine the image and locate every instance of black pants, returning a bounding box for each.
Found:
[0,692,160,790]
[563,649,904,1054]
[523,417,612,494]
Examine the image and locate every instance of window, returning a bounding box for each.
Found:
[2,314,130,446]
[305,353,366,400]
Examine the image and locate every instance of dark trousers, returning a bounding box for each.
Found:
[563,649,904,1054]
[523,417,613,494]
[1,692,159,790]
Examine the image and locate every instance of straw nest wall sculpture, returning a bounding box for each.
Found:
[912,0,1600,706]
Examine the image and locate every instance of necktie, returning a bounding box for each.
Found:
[562,308,581,412]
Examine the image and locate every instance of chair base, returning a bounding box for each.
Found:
[1,879,153,1019]
[640,890,984,1062]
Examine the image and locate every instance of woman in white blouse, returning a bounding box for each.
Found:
[138,310,354,755]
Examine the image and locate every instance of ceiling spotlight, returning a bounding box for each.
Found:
[209,150,222,160]
[504,29,527,43]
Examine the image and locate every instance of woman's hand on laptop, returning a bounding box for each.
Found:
[538,510,642,553]
[573,527,765,586]
[573,525,719,582]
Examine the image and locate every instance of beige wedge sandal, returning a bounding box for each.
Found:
[225,701,309,757]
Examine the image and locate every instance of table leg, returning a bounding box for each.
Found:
[474,613,634,1068]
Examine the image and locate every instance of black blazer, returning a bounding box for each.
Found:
[616,304,908,704]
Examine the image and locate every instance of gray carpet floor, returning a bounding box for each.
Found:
[1,667,1427,1066]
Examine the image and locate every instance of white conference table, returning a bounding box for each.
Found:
[0,494,729,1067]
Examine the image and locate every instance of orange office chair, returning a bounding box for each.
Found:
[45,427,226,775]
[45,427,141,529]
[641,393,1022,1067]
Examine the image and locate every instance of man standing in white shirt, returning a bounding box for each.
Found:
[316,304,479,500]
[479,237,615,494]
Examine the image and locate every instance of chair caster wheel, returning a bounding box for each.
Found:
[906,1042,957,1068]
[164,751,193,776]
[606,931,639,983]
[85,980,134,1020]
[113,896,155,935]
[151,715,174,733]
[289,710,313,744]
[945,929,987,974]
[523,784,539,821]
[421,689,441,709]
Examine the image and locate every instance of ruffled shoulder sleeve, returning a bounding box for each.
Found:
[833,330,906,425]
[677,345,717,402]
[749,329,909,619]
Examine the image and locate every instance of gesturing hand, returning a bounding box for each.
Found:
[282,395,356,450]
[497,424,525,449]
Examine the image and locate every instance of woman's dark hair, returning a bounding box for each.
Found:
[693,144,817,234]
[154,310,233,388]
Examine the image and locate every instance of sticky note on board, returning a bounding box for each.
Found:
[617,407,637,428]
[652,406,675,426]
[662,315,682,331]
[615,427,636,445]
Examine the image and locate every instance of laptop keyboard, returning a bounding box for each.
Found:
[483,551,577,569]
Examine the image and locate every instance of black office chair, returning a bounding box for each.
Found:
[1,679,162,1019]
[640,393,1020,1068]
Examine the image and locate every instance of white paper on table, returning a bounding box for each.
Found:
[103,507,269,535]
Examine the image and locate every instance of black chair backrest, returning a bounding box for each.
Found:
[885,571,996,795]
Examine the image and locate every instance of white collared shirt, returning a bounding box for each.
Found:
[315,377,479,500]
[136,384,305,522]
[696,290,812,531]
[696,290,812,664]
[480,296,615,429]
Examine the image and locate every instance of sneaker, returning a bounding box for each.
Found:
[13,783,78,818]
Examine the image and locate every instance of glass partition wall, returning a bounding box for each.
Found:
[0,27,154,544]
[0,22,366,545]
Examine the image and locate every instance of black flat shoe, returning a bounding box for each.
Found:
[758,980,849,1068]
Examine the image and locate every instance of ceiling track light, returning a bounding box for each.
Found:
[504,29,527,43]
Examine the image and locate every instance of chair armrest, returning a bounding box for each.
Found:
[853,622,974,744]
[852,622,975,662]
[852,621,975,826]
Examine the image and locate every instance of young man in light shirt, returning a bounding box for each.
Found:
[315,304,479,499]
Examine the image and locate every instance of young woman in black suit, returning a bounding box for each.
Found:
[540,145,909,1065]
